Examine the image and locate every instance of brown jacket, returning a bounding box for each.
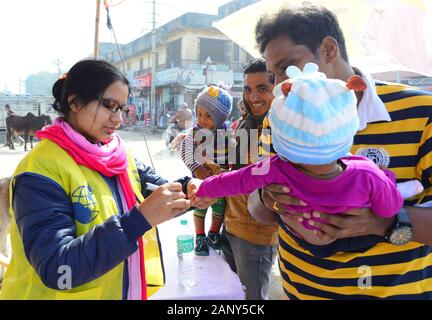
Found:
[205,153,278,246]
[224,195,278,246]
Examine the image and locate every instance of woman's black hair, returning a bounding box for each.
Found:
[255,5,349,63]
[52,59,130,117]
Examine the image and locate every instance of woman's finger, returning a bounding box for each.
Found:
[170,199,191,210]
[167,191,186,200]
[166,182,183,192]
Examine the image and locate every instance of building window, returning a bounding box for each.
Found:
[140,58,144,71]
[233,43,240,61]
[166,39,182,68]
[246,52,254,62]
[199,38,228,64]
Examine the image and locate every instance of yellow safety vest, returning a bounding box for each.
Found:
[0,139,164,300]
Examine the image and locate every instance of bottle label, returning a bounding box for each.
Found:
[177,236,194,254]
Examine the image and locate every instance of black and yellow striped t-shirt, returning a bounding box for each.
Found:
[260,82,432,299]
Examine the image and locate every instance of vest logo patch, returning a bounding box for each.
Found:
[356,147,390,167]
[71,185,100,224]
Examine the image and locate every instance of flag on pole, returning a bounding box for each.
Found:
[104,0,113,30]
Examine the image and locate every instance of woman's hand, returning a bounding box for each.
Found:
[138,182,191,226]
[187,178,216,209]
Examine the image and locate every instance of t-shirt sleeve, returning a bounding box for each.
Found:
[180,133,201,173]
[416,109,432,203]
[369,171,404,217]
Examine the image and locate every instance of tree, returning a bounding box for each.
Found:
[25,72,57,96]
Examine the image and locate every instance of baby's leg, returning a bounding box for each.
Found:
[194,208,209,256]
[208,198,228,250]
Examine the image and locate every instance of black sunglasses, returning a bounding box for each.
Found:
[96,97,127,113]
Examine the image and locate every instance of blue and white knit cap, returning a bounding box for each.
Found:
[268,63,360,165]
[195,85,233,129]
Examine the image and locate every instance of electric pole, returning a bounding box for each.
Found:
[53,59,62,76]
[150,0,156,132]
[94,0,101,59]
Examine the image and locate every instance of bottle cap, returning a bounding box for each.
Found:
[180,219,188,225]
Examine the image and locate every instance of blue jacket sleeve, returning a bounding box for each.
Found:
[136,160,192,197]
[12,173,152,290]
[136,160,168,198]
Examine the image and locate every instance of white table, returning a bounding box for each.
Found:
[150,213,245,300]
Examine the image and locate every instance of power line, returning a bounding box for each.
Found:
[102,0,156,170]
[141,0,177,9]
[150,0,157,133]
[105,0,126,7]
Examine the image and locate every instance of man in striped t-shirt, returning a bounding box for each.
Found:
[248,4,432,299]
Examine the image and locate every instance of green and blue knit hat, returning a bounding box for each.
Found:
[195,85,233,129]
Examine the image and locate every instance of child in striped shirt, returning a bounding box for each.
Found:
[180,86,233,256]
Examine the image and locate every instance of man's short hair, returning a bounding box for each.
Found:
[255,5,349,62]
[5,104,10,109]
[243,57,275,84]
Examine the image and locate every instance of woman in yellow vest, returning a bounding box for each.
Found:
[0,60,207,300]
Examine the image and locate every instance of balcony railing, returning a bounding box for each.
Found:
[133,59,245,78]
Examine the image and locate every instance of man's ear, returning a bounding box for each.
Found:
[347,75,367,92]
[320,36,339,63]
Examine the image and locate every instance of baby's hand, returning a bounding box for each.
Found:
[187,178,202,200]
[192,196,217,209]
[186,178,217,209]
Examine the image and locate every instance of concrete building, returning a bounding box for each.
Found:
[106,0,259,127]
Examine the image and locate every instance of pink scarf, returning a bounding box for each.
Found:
[37,118,147,300]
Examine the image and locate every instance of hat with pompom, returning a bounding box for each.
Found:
[195,85,233,129]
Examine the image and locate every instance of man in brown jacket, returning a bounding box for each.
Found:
[221,58,278,300]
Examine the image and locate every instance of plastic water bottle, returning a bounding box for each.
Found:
[176,219,196,287]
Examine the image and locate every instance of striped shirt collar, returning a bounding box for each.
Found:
[354,67,392,131]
